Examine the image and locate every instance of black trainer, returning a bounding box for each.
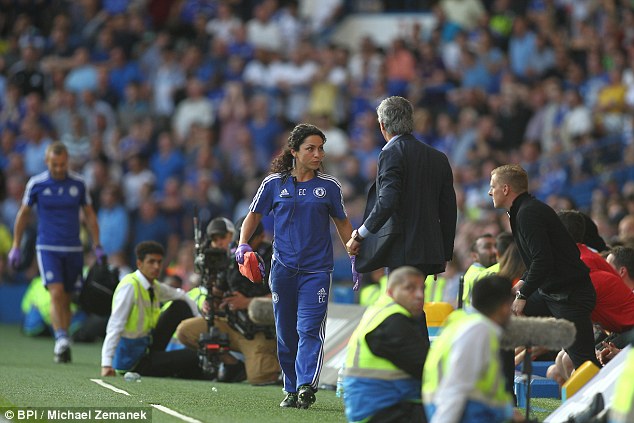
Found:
[297,385,315,409]
[54,347,71,363]
[280,392,298,408]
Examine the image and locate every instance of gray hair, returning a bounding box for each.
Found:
[377,96,414,136]
[387,266,424,290]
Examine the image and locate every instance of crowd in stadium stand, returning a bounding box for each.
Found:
[2,0,634,292]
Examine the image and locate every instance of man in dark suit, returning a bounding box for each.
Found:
[489,164,599,369]
[346,96,457,279]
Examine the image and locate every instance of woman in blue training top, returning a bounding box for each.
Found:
[236,123,353,409]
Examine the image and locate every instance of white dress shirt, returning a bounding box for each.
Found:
[101,270,199,367]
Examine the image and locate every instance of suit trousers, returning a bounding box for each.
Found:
[524,284,600,369]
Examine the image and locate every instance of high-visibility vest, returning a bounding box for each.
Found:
[161,285,207,313]
[462,263,488,306]
[118,273,160,337]
[359,276,387,307]
[425,275,446,303]
[112,273,160,372]
[611,348,634,423]
[422,310,510,409]
[345,294,411,380]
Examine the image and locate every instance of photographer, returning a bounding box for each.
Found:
[176,217,279,385]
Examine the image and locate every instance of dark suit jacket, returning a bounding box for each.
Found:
[509,192,593,298]
[358,134,457,273]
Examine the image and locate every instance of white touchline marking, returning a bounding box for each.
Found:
[90,379,131,396]
[150,404,203,423]
[91,379,201,422]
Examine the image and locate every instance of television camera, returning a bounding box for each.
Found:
[193,210,231,379]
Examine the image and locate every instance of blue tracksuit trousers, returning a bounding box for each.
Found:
[270,258,330,393]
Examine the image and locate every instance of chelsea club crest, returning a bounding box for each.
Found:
[313,187,326,198]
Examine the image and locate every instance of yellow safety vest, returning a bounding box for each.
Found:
[161,285,207,313]
[462,263,487,306]
[425,275,446,303]
[359,276,387,307]
[422,310,510,408]
[611,348,634,423]
[345,294,411,380]
[116,273,161,339]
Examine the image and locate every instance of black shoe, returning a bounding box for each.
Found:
[54,347,71,363]
[280,392,298,408]
[297,385,315,409]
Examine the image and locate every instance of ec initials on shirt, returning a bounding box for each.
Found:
[298,189,306,196]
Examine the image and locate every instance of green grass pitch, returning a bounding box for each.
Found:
[0,324,559,422]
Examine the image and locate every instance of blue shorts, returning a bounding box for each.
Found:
[36,249,84,292]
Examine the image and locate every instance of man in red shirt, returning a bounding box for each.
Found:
[558,211,634,334]
[607,246,634,292]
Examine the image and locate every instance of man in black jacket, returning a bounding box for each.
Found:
[346,96,457,278]
[489,164,599,368]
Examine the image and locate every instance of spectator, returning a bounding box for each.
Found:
[97,183,129,257]
[508,16,537,79]
[150,132,185,193]
[21,117,52,177]
[172,77,214,144]
[558,210,634,335]
[246,3,282,53]
[617,215,634,246]
[607,246,634,291]
[205,1,241,44]
[64,47,98,94]
[121,154,155,212]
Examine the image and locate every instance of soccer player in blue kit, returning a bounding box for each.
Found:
[9,142,102,363]
[236,124,353,409]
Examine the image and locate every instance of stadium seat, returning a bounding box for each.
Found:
[561,361,600,401]
[424,302,454,337]
[516,360,555,378]
[514,372,560,407]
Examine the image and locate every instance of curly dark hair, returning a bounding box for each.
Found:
[270,123,326,174]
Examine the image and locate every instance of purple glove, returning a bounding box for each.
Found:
[350,255,360,291]
[8,247,20,269]
[94,245,106,263]
[235,243,252,265]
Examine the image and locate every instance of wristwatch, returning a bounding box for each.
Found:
[352,230,364,243]
[515,291,527,301]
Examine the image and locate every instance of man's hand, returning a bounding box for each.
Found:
[511,280,525,296]
[8,247,20,269]
[511,298,526,316]
[346,230,362,255]
[597,342,620,366]
[220,291,251,311]
[235,244,252,264]
[101,366,115,377]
